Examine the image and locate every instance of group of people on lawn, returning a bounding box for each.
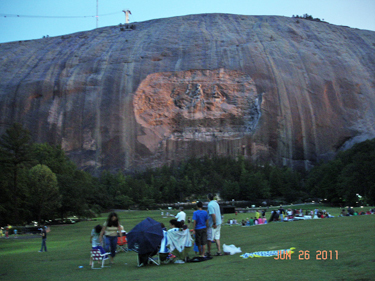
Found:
[191,193,223,258]
[91,201,375,266]
[90,193,223,266]
[225,209,268,226]
[268,207,334,222]
[339,207,375,216]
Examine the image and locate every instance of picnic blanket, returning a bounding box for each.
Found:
[240,247,295,259]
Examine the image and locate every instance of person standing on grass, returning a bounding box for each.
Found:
[39,226,47,252]
[262,209,266,218]
[255,210,260,220]
[175,207,186,225]
[279,206,285,220]
[192,201,209,257]
[206,193,222,256]
[99,212,122,264]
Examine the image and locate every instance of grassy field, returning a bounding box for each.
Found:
[0,205,374,281]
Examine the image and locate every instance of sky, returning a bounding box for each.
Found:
[0,0,374,44]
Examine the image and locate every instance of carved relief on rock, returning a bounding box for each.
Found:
[171,83,226,114]
[133,68,262,154]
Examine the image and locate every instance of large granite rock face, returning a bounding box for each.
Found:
[1,14,375,172]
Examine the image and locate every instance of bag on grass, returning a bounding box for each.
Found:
[187,256,212,262]
[223,244,242,255]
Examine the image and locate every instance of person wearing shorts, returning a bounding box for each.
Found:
[207,193,222,256]
[192,201,209,257]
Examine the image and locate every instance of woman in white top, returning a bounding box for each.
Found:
[100,212,122,264]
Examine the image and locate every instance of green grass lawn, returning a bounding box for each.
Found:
[1,205,374,281]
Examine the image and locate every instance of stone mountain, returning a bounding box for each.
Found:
[1,13,375,172]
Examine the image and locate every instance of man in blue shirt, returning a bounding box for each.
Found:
[192,201,209,257]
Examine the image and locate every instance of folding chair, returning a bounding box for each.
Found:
[142,248,160,266]
[143,249,174,266]
[158,229,173,264]
[90,249,111,269]
[117,233,128,252]
[167,228,193,263]
[135,230,174,267]
[133,249,173,267]
[133,248,155,267]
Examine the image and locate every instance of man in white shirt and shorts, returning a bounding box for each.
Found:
[206,193,222,256]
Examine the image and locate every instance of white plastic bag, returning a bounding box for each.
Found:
[223,244,242,255]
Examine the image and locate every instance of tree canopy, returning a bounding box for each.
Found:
[27,164,60,224]
[305,139,375,206]
[1,122,374,226]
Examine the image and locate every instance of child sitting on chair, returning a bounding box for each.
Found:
[90,225,107,266]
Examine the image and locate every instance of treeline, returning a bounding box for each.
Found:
[0,123,304,225]
[1,123,374,226]
[0,123,98,226]
[130,155,304,204]
[292,14,323,22]
[306,139,375,206]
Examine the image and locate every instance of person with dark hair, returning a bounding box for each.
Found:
[206,193,222,256]
[274,210,280,221]
[167,219,192,263]
[91,225,103,247]
[192,201,209,257]
[169,219,183,229]
[100,212,122,264]
[38,226,47,252]
[90,224,107,266]
[278,206,285,220]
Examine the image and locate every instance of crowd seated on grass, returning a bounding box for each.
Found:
[218,207,373,227]
[226,219,239,225]
[225,216,268,227]
[264,206,375,222]
[339,207,375,217]
[267,208,320,222]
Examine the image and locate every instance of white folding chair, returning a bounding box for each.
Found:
[90,249,111,269]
